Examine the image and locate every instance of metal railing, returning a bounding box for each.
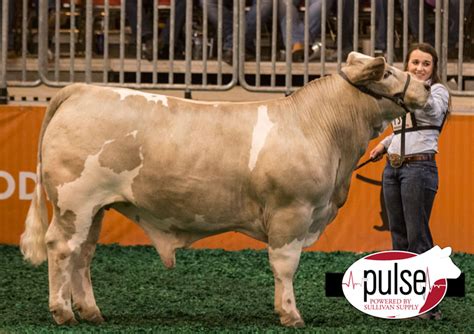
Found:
[239,0,473,96]
[35,0,238,93]
[1,0,473,103]
[1,0,42,92]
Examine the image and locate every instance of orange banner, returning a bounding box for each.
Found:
[1,106,472,253]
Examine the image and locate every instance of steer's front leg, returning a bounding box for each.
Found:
[269,238,305,327]
[267,205,310,327]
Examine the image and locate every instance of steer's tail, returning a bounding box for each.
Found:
[20,163,49,265]
[20,84,85,266]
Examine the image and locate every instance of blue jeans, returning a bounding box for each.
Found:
[375,0,434,51]
[0,0,15,49]
[201,0,273,51]
[382,161,438,254]
[161,0,187,49]
[246,0,274,52]
[375,0,472,51]
[127,0,186,52]
[279,0,353,51]
[126,0,155,43]
[278,0,305,46]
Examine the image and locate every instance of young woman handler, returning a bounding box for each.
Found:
[370,43,449,257]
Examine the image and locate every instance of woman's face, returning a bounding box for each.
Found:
[407,49,434,82]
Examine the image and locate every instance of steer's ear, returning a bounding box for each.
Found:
[344,57,385,84]
[346,51,372,66]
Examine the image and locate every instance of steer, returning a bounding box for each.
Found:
[20,52,429,327]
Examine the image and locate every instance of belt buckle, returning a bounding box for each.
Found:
[388,154,404,168]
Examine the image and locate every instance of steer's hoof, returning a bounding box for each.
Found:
[52,310,78,326]
[77,306,105,324]
[81,311,105,324]
[50,307,78,326]
[281,317,305,328]
[279,313,305,328]
[64,317,79,326]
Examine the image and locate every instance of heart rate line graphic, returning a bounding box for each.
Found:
[423,267,447,300]
[341,271,363,290]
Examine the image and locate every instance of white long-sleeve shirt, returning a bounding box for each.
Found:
[381,83,449,155]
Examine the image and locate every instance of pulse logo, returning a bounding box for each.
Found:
[342,246,461,319]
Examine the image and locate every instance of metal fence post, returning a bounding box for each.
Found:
[38,0,49,85]
[0,0,9,104]
[185,0,193,98]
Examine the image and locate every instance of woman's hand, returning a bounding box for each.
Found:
[369,143,386,161]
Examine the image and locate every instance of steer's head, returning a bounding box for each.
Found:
[341,52,430,122]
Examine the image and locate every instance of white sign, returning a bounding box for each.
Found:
[342,246,461,319]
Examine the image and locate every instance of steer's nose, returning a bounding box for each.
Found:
[424,82,430,92]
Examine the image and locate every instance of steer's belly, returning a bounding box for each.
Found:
[112,194,269,244]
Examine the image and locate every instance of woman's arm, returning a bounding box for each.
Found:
[423,83,449,118]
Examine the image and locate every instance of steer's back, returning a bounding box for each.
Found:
[41,85,326,233]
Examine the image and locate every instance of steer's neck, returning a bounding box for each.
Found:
[290,75,381,164]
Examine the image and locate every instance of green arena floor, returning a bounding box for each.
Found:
[1,244,472,333]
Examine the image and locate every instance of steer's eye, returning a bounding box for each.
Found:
[383,71,392,79]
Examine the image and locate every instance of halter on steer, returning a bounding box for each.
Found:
[339,70,412,115]
[338,71,412,170]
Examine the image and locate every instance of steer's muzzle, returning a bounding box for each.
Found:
[405,77,430,110]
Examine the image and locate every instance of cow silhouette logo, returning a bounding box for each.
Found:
[342,246,461,319]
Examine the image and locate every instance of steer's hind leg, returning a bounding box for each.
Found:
[267,204,311,328]
[70,209,105,324]
[45,211,79,325]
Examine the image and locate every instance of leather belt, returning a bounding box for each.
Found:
[387,153,435,168]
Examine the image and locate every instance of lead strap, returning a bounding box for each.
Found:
[400,115,406,162]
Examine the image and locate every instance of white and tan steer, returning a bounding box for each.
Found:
[20,52,429,327]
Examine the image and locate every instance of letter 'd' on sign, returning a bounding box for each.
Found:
[342,246,461,319]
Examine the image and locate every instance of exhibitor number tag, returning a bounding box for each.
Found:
[392,112,415,131]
